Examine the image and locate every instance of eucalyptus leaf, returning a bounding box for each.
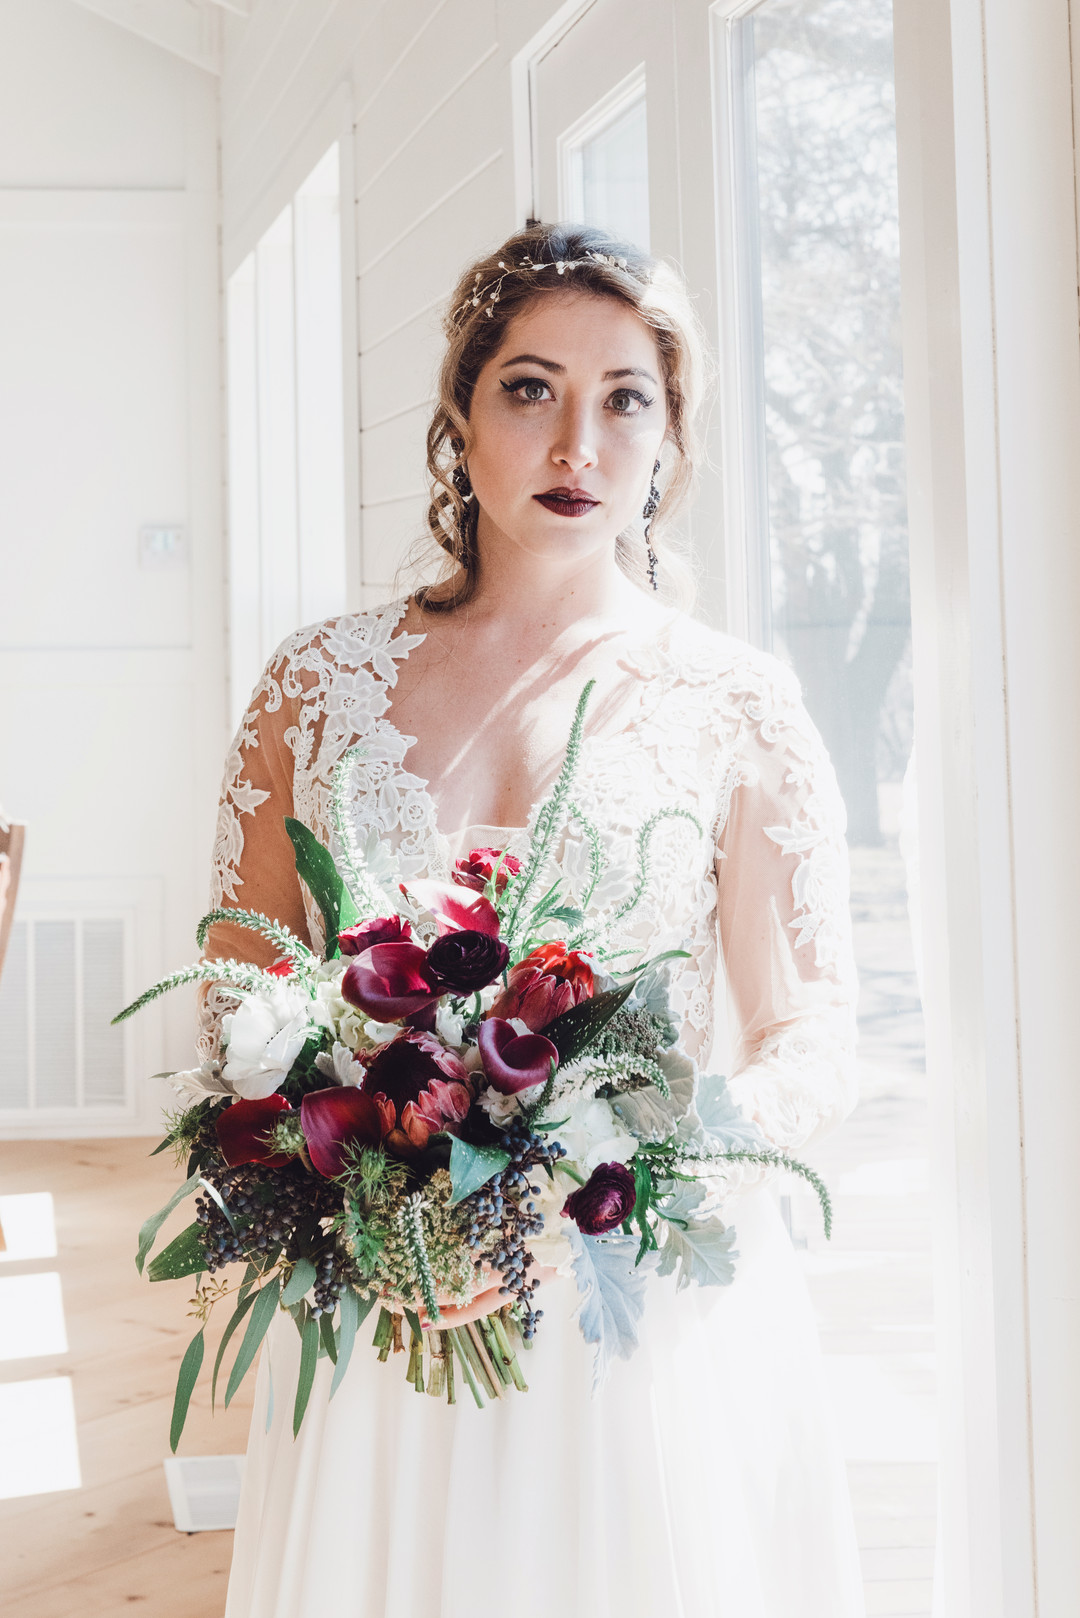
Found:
[284,816,359,955]
[225,1276,280,1407]
[136,1173,200,1274]
[212,1288,256,1410]
[331,1288,374,1398]
[447,1136,510,1204]
[281,1257,316,1308]
[170,1328,205,1453]
[567,1227,655,1392]
[148,1221,206,1283]
[318,1310,338,1364]
[293,1313,320,1436]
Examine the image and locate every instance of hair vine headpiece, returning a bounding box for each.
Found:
[452,250,631,325]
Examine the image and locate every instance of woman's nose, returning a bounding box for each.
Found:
[550,407,598,472]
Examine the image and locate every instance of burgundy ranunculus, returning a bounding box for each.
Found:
[488,942,595,1032]
[426,928,509,994]
[477,1016,559,1095]
[217,1093,295,1168]
[337,914,412,956]
[452,847,522,895]
[341,941,440,1021]
[562,1161,637,1235]
[401,879,501,939]
[300,1086,393,1178]
[362,1029,473,1156]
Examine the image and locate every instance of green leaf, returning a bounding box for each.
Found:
[293,1313,320,1436]
[211,1288,256,1411]
[136,1173,200,1274]
[447,1137,510,1205]
[318,1310,338,1364]
[281,1257,316,1307]
[284,817,359,955]
[148,1221,206,1282]
[225,1275,280,1407]
[170,1328,205,1453]
[331,1288,374,1398]
[539,982,636,1063]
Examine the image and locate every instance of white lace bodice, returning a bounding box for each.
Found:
[202,599,858,1153]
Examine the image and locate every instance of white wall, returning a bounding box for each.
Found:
[0,0,225,1134]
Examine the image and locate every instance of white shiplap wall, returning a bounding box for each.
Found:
[220,0,568,603]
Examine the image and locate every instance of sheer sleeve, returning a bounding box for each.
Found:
[716,666,859,1153]
[195,650,311,1057]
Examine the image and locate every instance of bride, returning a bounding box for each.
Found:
[205,224,864,1617]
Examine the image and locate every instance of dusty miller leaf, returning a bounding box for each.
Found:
[567,1227,655,1393]
[655,1182,739,1291]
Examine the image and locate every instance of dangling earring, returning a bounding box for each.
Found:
[452,460,473,501]
[642,458,661,591]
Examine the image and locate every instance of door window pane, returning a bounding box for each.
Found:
[726,2,934,1608]
[566,93,650,248]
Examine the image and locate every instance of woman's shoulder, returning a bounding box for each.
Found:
[258,598,419,687]
[656,612,803,704]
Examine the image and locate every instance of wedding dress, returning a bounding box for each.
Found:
[204,598,865,1618]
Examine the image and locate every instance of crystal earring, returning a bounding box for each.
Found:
[642,458,661,591]
[452,460,473,501]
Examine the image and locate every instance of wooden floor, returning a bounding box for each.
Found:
[0,1138,254,1617]
[0,846,935,1617]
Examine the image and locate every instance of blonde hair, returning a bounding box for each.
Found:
[414,222,708,612]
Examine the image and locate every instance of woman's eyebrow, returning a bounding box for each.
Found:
[499,353,565,372]
[603,366,659,385]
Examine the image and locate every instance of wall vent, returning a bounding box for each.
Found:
[0,916,129,1111]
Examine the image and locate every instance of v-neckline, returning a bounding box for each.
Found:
[368,595,678,870]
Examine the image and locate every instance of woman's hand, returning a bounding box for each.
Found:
[418,1261,560,1330]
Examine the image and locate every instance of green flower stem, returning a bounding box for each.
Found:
[476,1315,511,1388]
[372,1306,393,1362]
[447,1328,484,1408]
[489,1311,529,1393]
[462,1321,502,1400]
[444,1333,456,1405]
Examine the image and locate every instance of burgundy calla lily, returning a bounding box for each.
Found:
[341,941,440,1021]
[300,1086,394,1178]
[217,1094,295,1167]
[477,1017,559,1095]
[337,914,412,956]
[401,879,501,939]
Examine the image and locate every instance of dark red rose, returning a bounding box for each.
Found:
[488,942,594,1031]
[337,914,412,956]
[562,1161,637,1235]
[217,1093,295,1168]
[362,1029,472,1155]
[400,879,501,939]
[341,941,440,1021]
[426,928,509,994]
[477,1016,559,1095]
[300,1086,393,1178]
[452,847,522,895]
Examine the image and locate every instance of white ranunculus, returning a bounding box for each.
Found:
[314,1040,366,1087]
[435,1002,466,1050]
[221,983,314,1099]
[553,1095,638,1173]
[526,1165,580,1275]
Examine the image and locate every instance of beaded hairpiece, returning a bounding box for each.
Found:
[452,250,631,325]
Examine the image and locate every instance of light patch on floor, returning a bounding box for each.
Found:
[0,1192,57,1261]
[0,1272,68,1360]
[0,1376,81,1500]
[164,1454,245,1531]
[823,1353,937,1462]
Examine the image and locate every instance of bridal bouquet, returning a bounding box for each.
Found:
[118,686,830,1447]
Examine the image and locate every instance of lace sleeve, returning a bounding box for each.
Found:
[195,648,311,1057]
[716,665,859,1152]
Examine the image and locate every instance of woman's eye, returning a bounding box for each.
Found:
[608,389,653,415]
[501,377,552,404]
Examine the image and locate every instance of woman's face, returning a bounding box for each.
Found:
[465,290,669,572]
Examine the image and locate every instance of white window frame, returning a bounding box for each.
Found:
[556,62,649,237]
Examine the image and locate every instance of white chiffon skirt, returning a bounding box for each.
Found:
[224,1188,865,1618]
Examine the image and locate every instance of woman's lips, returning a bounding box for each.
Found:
[533,488,600,518]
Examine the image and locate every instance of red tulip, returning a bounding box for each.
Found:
[452,847,522,895]
[362,1030,473,1155]
[401,879,501,939]
[341,941,440,1021]
[217,1094,295,1167]
[337,914,412,956]
[488,942,594,1032]
[477,1017,559,1095]
[300,1086,394,1178]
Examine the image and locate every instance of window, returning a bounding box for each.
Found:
[226,146,347,723]
[559,70,651,248]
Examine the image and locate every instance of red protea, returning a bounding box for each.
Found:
[487,942,594,1032]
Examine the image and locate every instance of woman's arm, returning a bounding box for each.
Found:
[716,667,859,1153]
